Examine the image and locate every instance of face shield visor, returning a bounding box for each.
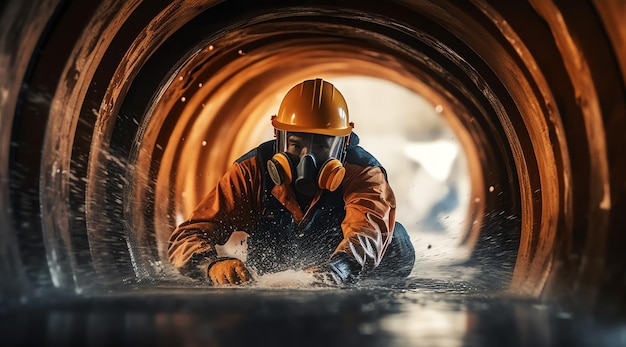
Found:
[275,131,347,164]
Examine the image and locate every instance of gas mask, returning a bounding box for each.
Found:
[267,132,348,196]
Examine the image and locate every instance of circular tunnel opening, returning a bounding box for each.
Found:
[76,3,521,291]
[133,74,477,282]
[4,0,626,316]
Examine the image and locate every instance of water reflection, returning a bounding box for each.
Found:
[2,287,624,347]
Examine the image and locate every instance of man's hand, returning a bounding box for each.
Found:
[305,253,362,286]
[208,258,252,285]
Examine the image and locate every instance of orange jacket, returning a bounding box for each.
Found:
[168,138,396,280]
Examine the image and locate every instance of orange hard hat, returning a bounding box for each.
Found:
[272,79,354,136]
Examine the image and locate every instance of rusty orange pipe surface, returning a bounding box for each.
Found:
[0,0,625,318]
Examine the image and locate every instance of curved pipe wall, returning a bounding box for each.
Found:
[1,0,624,315]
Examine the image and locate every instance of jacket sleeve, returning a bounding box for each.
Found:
[333,163,396,276]
[167,159,261,279]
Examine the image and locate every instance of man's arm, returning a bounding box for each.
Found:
[331,163,396,281]
[167,160,261,280]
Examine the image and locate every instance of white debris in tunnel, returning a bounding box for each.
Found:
[253,270,320,288]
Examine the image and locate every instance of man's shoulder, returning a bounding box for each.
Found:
[344,132,381,168]
[345,146,381,168]
[344,147,389,182]
[235,140,274,163]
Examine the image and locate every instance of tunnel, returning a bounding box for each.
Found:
[1,0,625,346]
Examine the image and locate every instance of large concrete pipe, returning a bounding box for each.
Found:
[1,0,625,338]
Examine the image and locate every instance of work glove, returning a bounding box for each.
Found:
[207,258,252,285]
[306,253,362,286]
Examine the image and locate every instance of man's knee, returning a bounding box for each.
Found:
[390,222,415,277]
[372,222,415,278]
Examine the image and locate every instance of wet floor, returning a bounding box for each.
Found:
[2,276,625,347]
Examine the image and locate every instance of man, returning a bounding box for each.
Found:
[168,78,415,285]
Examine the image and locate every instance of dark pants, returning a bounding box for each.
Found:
[370,222,415,278]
